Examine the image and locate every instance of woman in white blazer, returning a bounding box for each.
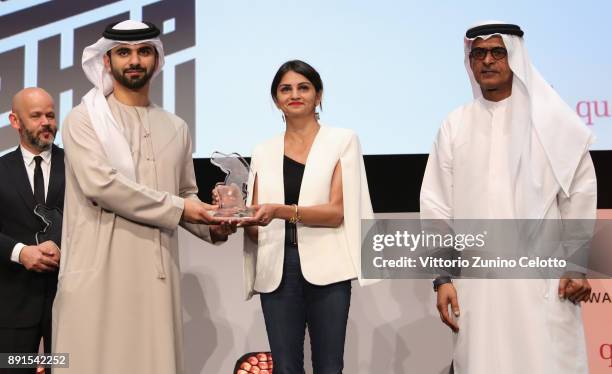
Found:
[242,60,373,374]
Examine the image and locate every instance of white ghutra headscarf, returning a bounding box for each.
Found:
[464,21,594,217]
[81,20,165,181]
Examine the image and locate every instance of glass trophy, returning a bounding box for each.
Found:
[210,151,255,218]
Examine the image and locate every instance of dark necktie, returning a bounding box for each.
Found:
[34,155,45,205]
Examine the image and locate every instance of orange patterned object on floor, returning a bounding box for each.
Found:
[234,352,273,374]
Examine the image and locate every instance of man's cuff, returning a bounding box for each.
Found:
[169,195,186,228]
[11,243,26,264]
[433,276,452,292]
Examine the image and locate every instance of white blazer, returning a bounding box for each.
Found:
[243,126,374,300]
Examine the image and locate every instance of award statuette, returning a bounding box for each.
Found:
[33,204,63,245]
[210,151,255,218]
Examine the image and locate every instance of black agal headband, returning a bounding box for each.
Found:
[466,24,524,39]
[103,21,161,41]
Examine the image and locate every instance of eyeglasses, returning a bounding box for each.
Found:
[469,47,508,61]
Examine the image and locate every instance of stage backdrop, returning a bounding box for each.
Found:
[1,0,611,157]
[1,1,610,373]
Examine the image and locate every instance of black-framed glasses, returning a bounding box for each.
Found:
[469,47,508,60]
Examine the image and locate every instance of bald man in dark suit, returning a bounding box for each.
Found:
[0,88,64,373]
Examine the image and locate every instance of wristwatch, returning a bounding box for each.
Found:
[433,276,452,292]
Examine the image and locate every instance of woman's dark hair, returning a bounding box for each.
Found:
[270,60,323,107]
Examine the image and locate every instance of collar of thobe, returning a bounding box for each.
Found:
[107,92,153,111]
[81,20,165,182]
[464,20,594,197]
[20,146,52,167]
[478,96,509,115]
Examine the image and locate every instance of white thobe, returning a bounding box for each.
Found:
[420,97,597,374]
[53,94,212,374]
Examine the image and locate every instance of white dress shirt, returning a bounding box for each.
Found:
[10,146,52,264]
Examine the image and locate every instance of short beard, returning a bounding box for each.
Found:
[22,123,55,152]
[110,61,154,90]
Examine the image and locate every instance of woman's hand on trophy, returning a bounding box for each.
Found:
[237,204,278,227]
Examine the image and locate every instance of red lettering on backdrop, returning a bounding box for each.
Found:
[594,100,610,118]
[600,343,612,368]
[577,101,593,125]
[576,100,611,126]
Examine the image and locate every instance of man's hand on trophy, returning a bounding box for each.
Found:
[19,242,60,272]
[182,198,221,225]
[211,182,224,206]
[210,221,238,243]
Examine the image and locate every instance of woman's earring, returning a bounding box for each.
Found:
[315,112,320,120]
[282,114,286,123]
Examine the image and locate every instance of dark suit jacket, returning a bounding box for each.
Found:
[0,145,65,328]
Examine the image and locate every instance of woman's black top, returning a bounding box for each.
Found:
[283,155,305,247]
